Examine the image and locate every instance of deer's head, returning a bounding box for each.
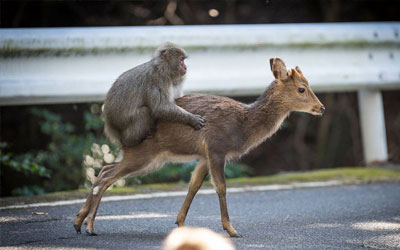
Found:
[269,57,325,116]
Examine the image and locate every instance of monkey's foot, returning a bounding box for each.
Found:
[73,223,82,234]
[85,229,98,236]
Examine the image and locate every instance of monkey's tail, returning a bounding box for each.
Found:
[104,122,122,147]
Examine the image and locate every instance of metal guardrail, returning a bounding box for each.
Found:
[1,22,399,164]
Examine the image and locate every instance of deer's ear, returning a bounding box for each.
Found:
[291,68,300,79]
[269,58,274,71]
[295,66,303,75]
[270,58,288,80]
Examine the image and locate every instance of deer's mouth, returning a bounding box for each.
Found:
[310,105,325,116]
[311,109,324,116]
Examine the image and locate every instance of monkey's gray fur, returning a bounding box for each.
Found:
[103,42,205,147]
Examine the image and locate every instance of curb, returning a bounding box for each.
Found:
[0,180,343,210]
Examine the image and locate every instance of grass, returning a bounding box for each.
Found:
[226,167,400,186]
[1,166,399,207]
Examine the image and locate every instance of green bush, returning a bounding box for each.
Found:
[11,185,45,196]
[0,142,50,178]
[129,162,251,185]
[83,145,251,187]
[1,105,113,195]
[1,142,50,196]
[28,107,107,192]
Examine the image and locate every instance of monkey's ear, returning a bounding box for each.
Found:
[160,49,168,60]
[270,58,288,81]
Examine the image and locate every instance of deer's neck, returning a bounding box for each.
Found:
[244,83,290,149]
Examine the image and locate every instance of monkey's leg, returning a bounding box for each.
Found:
[121,107,154,147]
[207,152,241,238]
[143,119,157,140]
[144,124,157,140]
[176,159,208,227]
[73,164,117,233]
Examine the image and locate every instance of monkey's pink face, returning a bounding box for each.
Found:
[179,56,187,75]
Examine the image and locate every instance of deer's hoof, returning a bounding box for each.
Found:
[85,229,98,236]
[73,224,81,234]
[229,231,242,238]
[175,221,184,227]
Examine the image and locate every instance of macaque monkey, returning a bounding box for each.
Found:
[103,42,205,147]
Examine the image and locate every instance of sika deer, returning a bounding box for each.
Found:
[74,58,325,237]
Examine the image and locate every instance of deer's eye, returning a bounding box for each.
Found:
[298,88,305,93]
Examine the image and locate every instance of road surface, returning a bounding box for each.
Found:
[1,183,400,249]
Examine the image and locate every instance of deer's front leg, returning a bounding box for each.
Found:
[176,159,208,227]
[207,153,241,238]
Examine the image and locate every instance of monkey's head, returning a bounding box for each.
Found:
[154,42,188,76]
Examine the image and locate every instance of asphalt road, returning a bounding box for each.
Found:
[1,183,400,250]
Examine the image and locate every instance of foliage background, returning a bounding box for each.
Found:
[0,105,250,196]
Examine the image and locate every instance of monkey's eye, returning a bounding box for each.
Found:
[298,88,305,93]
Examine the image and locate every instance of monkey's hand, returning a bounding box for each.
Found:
[190,114,206,130]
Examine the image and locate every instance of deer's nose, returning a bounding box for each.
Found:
[320,106,326,114]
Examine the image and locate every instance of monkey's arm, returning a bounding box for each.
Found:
[148,88,205,130]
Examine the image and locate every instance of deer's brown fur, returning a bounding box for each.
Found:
[74,58,325,237]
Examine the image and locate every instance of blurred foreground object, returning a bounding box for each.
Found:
[163,227,235,250]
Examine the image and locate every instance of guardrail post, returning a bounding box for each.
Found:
[357,90,389,164]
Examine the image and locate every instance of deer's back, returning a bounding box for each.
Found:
[178,94,246,119]
[148,94,249,156]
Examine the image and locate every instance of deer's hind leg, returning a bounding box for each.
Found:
[74,163,117,234]
[74,148,155,236]
[176,158,208,227]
